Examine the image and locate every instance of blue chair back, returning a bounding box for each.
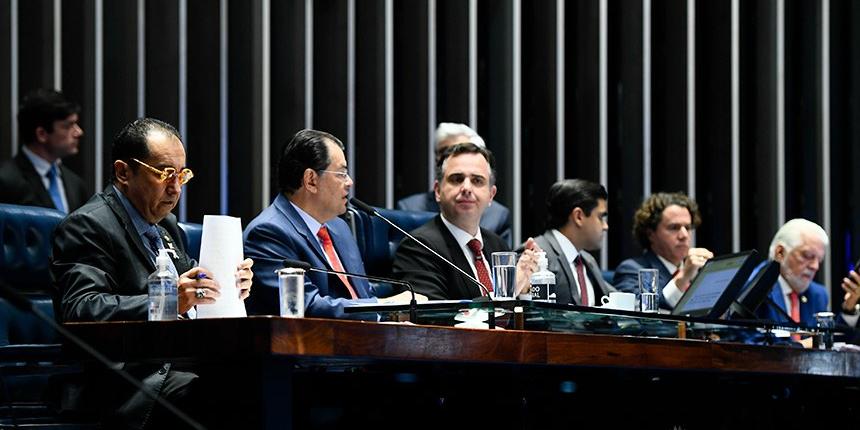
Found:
[178,222,204,261]
[0,203,65,293]
[351,207,435,277]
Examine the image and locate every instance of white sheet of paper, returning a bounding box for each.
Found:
[196,215,247,318]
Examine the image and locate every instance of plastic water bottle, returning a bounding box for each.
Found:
[148,249,178,321]
[529,251,556,302]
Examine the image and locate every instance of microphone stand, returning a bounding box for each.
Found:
[349,198,497,329]
[0,282,205,430]
[283,259,418,322]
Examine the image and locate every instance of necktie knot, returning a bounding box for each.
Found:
[46,164,58,179]
[317,226,331,244]
[467,239,483,260]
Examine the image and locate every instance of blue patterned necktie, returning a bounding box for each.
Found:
[46,165,66,213]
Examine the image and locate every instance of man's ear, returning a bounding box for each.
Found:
[114,160,130,186]
[302,168,319,193]
[434,180,441,202]
[570,207,586,227]
[773,244,787,263]
[34,126,50,144]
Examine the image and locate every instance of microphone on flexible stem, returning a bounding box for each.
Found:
[282,258,419,322]
[349,197,497,329]
[0,281,205,430]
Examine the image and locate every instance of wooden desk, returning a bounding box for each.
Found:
[66,317,860,429]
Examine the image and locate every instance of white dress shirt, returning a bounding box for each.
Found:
[439,214,492,286]
[656,254,684,308]
[550,230,595,306]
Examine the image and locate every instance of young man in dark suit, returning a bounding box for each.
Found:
[532,179,615,306]
[392,143,540,300]
[0,89,89,212]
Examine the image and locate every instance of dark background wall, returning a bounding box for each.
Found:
[1,0,857,310]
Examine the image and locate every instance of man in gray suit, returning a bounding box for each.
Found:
[532,179,615,306]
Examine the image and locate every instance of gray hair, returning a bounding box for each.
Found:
[768,218,829,259]
[435,122,485,148]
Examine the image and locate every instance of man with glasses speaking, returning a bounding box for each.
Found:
[51,118,254,427]
[243,129,422,319]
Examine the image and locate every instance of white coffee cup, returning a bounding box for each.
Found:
[600,292,636,311]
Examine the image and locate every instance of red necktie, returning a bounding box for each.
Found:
[789,291,800,323]
[317,226,358,299]
[574,255,589,306]
[466,239,493,296]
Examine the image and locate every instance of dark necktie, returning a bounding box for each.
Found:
[574,255,589,306]
[46,165,66,213]
[317,226,358,299]
[466,239,492,296]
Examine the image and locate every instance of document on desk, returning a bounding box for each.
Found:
[196,215,247,318]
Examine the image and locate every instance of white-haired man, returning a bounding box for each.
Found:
[754,219,855,327]
[396,122,512,245]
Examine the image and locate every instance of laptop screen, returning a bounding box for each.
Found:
[672,250,759,318]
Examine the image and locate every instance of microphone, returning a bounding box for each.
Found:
[282,258,419,322]
[349,197,497,329]
[0,280,205,429]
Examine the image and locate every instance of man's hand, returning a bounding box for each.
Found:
[840,270,860,313]
[674,248,714,291]
[378,291,429,305]
[178,267,220,314]
[514,238,543,296]
[236,258,254,300]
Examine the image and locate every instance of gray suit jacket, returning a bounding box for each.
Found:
[533,231,615,306]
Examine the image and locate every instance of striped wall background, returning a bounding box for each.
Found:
[2,0,859,310]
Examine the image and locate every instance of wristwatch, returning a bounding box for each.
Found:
[843,303,860,316]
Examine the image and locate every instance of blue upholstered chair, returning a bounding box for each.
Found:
[178,222,204,261]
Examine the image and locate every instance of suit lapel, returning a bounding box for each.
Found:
[276,195,329,265]
[644,251,674,288]
[15,153,54,208]
[326,222,370,298]
[103,187,157,271]
[540,232,578,304]
[436,217,484,298]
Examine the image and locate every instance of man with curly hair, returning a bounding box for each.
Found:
[612,192,713,309]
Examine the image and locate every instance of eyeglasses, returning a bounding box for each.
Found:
[131,158,194,185]
[318,170,352,182]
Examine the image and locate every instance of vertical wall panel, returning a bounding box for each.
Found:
[60,0,95,189]
[354,0,386,206]
[695,1,732,255]
[313,0,348,147]
[1,2,12,157]
[436,0,470,124]
[270,0,309,201]
[477,0,513,209]
[393,0,429,202]
[520,0,557,238]
[606,0,643,266]
[564,0,599,183]
[739,0,778,256]
[650,0,688,193]
[18,0,55,96]
[102,0,139,159]
[185,0,222,222]
[227,1,256,222]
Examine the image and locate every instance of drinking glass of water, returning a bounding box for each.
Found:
[278,268,305,318]
[491,252,517,298]
[638,268,660,313]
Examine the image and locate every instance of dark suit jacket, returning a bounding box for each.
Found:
[613,250,675,309]
[50,185,195,427]
[392,215,509,300]
[0,151,90,212]
[243,193,375,319]
[396,191,513,246]
[750,261,829,327]
[533,231,615,305]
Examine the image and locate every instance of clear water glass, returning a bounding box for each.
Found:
[638,268,660,313]
[491,252,517,298]
[278,268,305,318]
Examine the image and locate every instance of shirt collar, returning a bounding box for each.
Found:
[655,254,678,274]
[21,145,59,177]
[440,214,483,249]
[778,274,809,296]
[112,185,155,236]
[550,229,581,263]
[290,201,324,237]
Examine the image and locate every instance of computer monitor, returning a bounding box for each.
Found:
[730,260,781,319]
[672,250,760,319]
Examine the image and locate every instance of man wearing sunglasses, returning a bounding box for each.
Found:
[51,118,254,427]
